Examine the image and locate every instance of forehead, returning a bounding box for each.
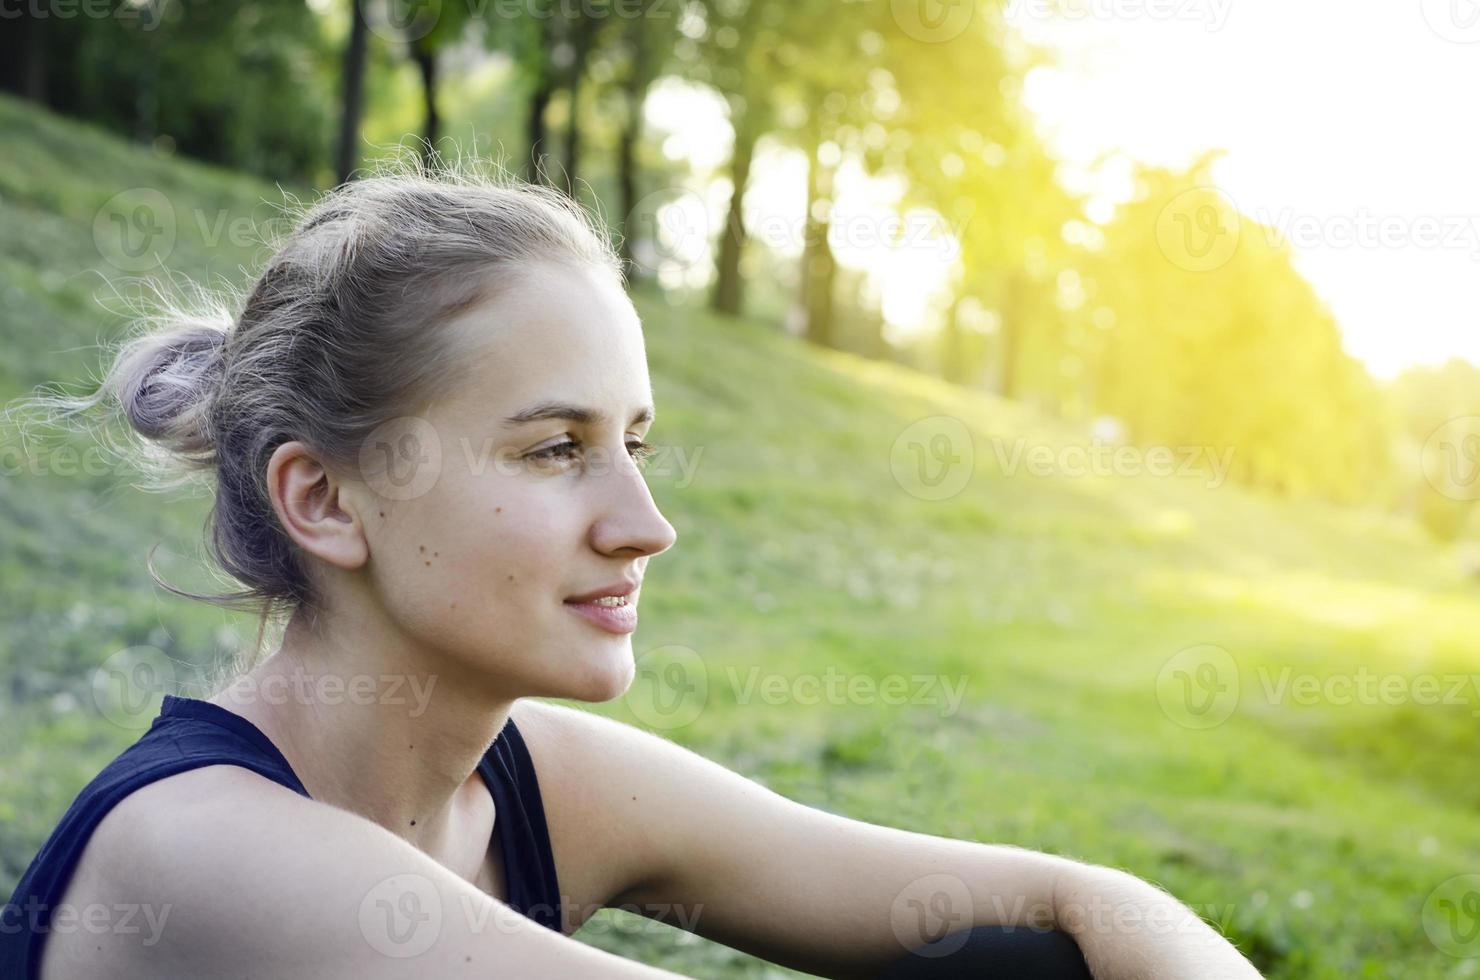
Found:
[442,261,653,420]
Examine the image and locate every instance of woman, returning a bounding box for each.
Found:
[0,162,1262,979]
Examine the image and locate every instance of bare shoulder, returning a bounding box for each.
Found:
[41,765,313,979]
[84,765,309,876]
[41,761,685,980]
[507,699,717,914]
[506,698,647,917]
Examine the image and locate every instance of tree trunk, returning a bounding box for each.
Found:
[801,144,837,348]
[335,0,370,184]
[562,86,580,192]
[412,45,440,170]
[710,122,756,317]
[998,271,1026,399]
[561,14,602,195]
[942,293,966,384]
[616,17,656,283]
[1,14,47,102]
[526,74,553,185]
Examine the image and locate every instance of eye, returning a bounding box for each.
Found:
[526,439,656,467]
[627,439,656,467]
[529,440,581,462]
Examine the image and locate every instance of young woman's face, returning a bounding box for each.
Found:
[360,260,678,703]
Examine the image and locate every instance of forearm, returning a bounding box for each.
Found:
[1052,865,1263,980]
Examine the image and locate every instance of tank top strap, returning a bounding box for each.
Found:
[478,713,564,933]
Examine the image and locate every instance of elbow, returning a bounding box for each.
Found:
[1051,861,1164,936]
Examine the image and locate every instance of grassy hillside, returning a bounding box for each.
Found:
[2,93,1474,978]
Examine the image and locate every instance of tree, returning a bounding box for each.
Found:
[335,0,370,183]
[604,10,676,279]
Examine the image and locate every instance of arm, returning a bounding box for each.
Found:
[1053,863,1263,980]
[524,702,1261,980]
[43,765,692,980]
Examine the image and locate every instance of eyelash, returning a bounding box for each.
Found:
[530,439,656,465]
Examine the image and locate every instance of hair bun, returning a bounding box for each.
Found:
[116,316,231,461]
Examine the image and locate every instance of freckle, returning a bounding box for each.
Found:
[450,601,457,609]
[465,956,472,962]
[378,511,385,517]
[495,506,502,513]
[434,551,439,556]
[425,560,431,566]
[507,574,514,581]
[419,545,426,552]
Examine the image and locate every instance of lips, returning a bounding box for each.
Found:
[562,583,639,636]
[564,579,641,604]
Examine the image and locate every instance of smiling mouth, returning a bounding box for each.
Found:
[563,592,639,634]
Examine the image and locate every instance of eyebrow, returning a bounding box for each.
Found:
[502,401,655,429]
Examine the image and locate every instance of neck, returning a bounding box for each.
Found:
[210,604,516,853]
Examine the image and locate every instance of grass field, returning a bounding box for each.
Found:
[1,93,1475,978]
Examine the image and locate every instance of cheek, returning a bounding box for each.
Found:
[402,481,580,600]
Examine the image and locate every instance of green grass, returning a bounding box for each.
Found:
[2,92,1476,978]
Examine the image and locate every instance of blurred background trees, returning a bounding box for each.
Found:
[2,0,1475,541]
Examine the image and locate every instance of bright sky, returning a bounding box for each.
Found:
[643,1,1480,380]
[1011,0,1480,380]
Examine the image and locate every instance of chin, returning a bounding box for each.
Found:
[565,642,636,703]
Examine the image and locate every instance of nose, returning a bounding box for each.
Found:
[586,444,678,560]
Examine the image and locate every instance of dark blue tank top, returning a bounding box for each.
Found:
[1,693,563,979]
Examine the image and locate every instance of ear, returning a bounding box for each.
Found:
[265,441,369,572]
